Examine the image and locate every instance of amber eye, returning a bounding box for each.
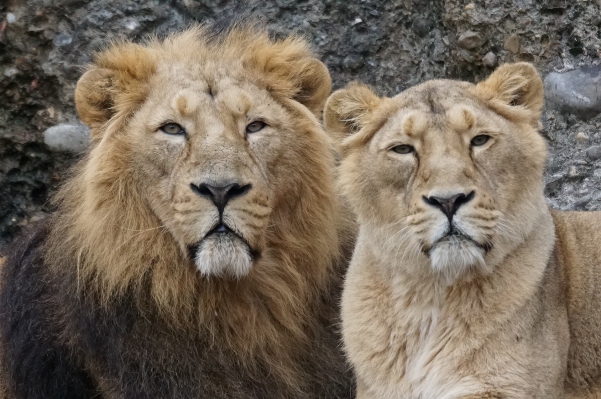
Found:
[470,134,490,147]
[246,121,266,134]
[160,123,186,135]
[391,144,414,154]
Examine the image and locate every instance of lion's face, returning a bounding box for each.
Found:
[74,27,333,279]
[129,72,292,278]
[325,63,547,283]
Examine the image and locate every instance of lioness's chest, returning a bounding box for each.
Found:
[342,264,484,399]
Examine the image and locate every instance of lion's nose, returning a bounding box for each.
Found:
[423,191,475,220]
[190,182,252,213]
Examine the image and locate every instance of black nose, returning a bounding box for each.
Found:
[423,191,475,220]
[190,182,252,213]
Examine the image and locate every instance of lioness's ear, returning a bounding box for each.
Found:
[473,62,543,126]
[323,83,381,144]
[75,42,156,139]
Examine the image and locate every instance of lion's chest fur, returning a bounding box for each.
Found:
[0,223,353,399]
[61,262,349,399]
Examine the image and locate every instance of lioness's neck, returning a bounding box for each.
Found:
[357,207,555,316]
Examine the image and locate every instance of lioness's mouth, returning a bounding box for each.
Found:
[429,227,492,254]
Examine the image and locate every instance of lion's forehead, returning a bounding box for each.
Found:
[151,64,245,100]
[154,58,244,85]
[142,71,279,129]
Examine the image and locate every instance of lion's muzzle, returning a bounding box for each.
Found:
[190,182,252,216]
[190,223,256,278]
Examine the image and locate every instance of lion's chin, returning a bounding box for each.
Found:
[429,236,488,283]
[194,233,253,279]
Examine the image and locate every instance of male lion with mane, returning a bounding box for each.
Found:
[0,26,355,398]
[324,63,601,398]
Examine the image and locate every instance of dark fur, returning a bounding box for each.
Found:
[0,222,354,398]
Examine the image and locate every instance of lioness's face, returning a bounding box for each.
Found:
[326,64,547,282]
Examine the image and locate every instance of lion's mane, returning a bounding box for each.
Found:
[0,25,354,399]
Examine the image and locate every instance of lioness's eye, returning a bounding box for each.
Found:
[391,144,414,154]
[246,121,266,134]
[471,135,490,147]
[160,123,186,135]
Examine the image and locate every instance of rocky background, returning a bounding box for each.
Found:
[0,0,600,250]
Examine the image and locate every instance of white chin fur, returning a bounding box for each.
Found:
[194,234,253,278]
[429,236,488,283]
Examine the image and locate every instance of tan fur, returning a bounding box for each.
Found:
[45,25,352,391]
[325,63,601,398]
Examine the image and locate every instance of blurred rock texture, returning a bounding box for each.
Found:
[1,0,600,248]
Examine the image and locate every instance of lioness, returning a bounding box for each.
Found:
[0,26,355,398]
[324,63,601,398]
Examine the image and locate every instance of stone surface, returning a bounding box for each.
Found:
[544,65,601,120]
[457,30,482,50]
[411,17,434,38]
[504,34,521,54]
[1,0,601,247]
[482,51,497,68]
[43,122,90,153]
[586,145,601,160]
[574,195,592,209]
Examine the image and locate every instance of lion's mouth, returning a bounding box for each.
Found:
[207,223,237,238]
[187,223,259,262]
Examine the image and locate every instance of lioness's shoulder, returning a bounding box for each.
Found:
[552,209,601,263]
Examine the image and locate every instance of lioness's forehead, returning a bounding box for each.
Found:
[394,80,478,111]
[370,84,498,147]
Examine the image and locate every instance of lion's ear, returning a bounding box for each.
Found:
[323,83,382,144]
[75,43,156,139]
[242,34,331,116]
[291,58,332,116]
[474,62,544,126]
[75,68,117,130]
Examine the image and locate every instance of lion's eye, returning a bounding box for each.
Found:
[246,121,266,134]
[160,123,186,135]
[391,144,414,154]
[471,134,491,147]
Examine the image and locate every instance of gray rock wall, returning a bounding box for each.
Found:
[1,0,600,248]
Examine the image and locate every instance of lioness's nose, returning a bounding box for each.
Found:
[190,182,252,213]
[423,191,475,220]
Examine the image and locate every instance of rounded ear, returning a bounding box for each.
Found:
[323,83,381,144]
[75,68,117,131]
[239,32,332,116]
[292,58,332,116]
[74,42,156,141]
[473,62,544,127]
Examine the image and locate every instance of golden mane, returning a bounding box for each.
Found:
[44,26,341,385]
